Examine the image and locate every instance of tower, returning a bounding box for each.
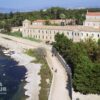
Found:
[23,19,31,28]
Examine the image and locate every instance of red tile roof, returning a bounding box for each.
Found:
[87,12,100,16]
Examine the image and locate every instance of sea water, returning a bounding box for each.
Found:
[0,47,27,100]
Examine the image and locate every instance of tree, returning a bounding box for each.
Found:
[53,33,72,55]
[36,47,47,58]
[53,33,100,94]
[90,63,100,94]
[45,20,51,25]
[98,39,100,46]
[60,13,66,19]
[73,55,93,94]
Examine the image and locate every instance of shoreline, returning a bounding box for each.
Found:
[1,46,41,100]
[11,50,41,100]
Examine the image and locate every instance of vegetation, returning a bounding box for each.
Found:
[53,33,100,94]
[1,7,100,32]
[25,48,52,100]
[5,31,23,37]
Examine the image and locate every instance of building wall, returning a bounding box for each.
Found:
[32,22,45,26]
[86,16,100,20]
[22,27,100,43]
[84,22,100,28]
[22,19,100,43]
[11,27,23,32]
[84,15,100,28]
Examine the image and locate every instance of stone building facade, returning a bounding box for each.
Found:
[32,19,76,26]
[22,19,100,43]
[84,12,100,28]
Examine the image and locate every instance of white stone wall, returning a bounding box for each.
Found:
[86,16,100,20]
[32,22,44,26]
[84,21,100,28]
[11,27,23,32]
[84,15,100,28]
[22,27,100,43]
[80,31,100,41]
[22,19,100,43]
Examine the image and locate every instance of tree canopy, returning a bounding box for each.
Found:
[53,33,100,94]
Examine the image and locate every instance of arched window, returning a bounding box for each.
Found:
[81,33,83,36]
[50,31,51,34]
[78,33,79,36]
[46,31,48,34]
[92,34,94,37]
[72,32,73,36]
[38,30,40,33]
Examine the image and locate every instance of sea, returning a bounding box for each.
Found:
[0,46,27,100]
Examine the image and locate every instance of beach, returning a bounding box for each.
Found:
[11,51,41,100]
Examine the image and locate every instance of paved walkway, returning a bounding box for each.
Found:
[47,51,70,100]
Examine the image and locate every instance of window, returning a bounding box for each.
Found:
[38,30,40,33]
[46,31,47,34]
[72,32,73,36]
[81,33,83,36]
[67,32,69,35]
[87,33,88,37]
[92,34,94,37]
[50,31,51,34]
[78,33,79,36]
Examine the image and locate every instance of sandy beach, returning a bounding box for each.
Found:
[11,51,41,100]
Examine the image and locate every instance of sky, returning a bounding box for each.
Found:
[0,0,100,12]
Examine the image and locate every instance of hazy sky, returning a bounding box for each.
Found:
[0,0,100,10]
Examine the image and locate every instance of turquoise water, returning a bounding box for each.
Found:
[0,47,27,100]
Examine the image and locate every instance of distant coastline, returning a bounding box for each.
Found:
[0,7,100,13]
